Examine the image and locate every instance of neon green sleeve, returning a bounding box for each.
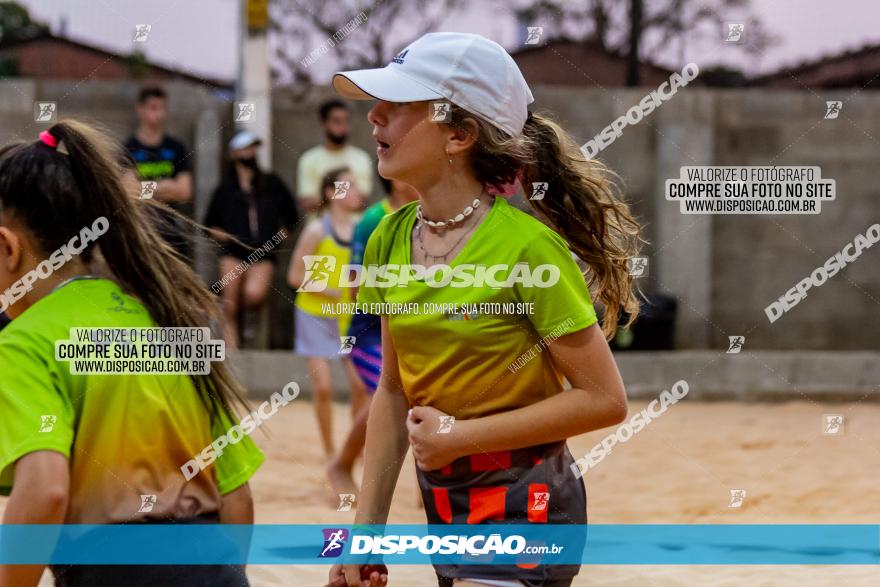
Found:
[210,405,265,495]
[0,338,73,495]
[515,229,598,339]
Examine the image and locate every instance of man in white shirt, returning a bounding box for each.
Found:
[297,100,374,213]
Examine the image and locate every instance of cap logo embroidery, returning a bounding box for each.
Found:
[391,49,409,64]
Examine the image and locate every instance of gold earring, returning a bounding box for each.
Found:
[446,149,452,165]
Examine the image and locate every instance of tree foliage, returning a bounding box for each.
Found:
[270,0,463,89]
[511,0,777,61]
[0,1,49,43]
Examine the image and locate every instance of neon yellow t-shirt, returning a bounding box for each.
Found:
[0,278,264,523]
[357,196,598,420]
[294,215,355,335]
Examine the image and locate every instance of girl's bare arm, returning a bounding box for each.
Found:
[0,451,69,587]
[219,482,254,524]
[329,317,407,585]
[353,316,410,525]
[453,324,628,455]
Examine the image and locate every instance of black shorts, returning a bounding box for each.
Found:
[52,563,248,587]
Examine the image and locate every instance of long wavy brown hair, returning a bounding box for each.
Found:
[445,105,645,339]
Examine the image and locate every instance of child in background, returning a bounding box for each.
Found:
[326,177,419,495]
[288,168,364,462]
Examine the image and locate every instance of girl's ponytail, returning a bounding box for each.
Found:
[39,120,247,417]
[446,106,644,339]
[520,113,643,339]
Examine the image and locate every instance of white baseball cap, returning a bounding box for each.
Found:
[333,32,534,137]
[228,130,262,151]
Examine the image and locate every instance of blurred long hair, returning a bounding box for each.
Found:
[444,105,645,339]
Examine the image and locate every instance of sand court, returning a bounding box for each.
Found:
[7,397,877,586]
[242,398,880,585]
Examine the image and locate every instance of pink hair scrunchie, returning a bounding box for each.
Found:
[39,130,58,148]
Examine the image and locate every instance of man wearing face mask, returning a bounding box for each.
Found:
[204,131,301,348]
[296,100,374,214]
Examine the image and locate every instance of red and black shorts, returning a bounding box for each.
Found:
[417,440,586,585]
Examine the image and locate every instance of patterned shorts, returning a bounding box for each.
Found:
[350,341,382,394]
[417,441,586,584]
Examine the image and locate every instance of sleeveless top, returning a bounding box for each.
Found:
[295,213,354,334]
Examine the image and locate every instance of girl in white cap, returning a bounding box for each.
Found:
[327,32,642,587]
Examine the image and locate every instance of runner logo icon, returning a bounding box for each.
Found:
[531,492,549,511]
[300,256,337,292]
[320,528,349,558]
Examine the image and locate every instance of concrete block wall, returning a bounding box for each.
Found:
[234,350,880,402]
[710,90,880,350]
[0,80,876,351]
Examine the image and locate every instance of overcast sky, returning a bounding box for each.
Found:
[18,0,880,82]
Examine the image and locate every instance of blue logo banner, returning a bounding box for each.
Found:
[0,524,877,565]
